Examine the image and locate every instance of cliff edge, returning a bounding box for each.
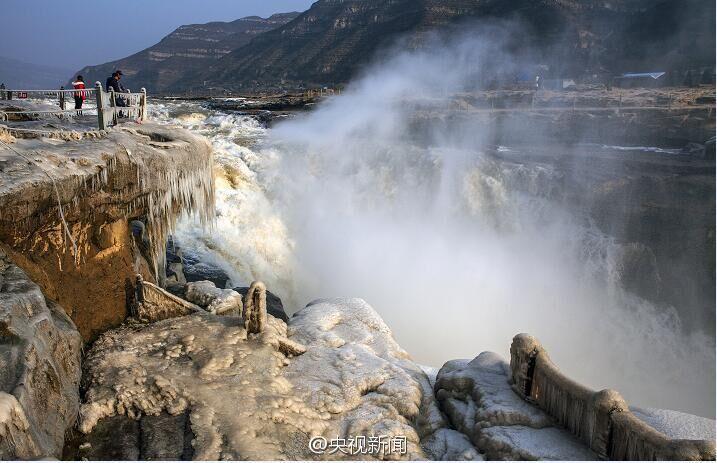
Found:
[0,122,214,341]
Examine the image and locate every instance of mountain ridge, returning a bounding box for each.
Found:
[73,0,715,94]
[69,12,301,92]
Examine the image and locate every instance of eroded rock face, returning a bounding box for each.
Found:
[434,352,597,460]
[0,123,214,341]
[74,298,476,460]
[0,250,82,459]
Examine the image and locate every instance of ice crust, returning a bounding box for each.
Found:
[78,298,477,460]
[77,298,709,461]
[435,352,597,460]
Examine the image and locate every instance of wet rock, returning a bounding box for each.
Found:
[181,252,231,289]
[0,250,82,459]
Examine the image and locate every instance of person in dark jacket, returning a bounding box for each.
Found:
[106,70,125,93]
[106,70,128,111]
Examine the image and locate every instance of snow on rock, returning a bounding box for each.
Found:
[78,312,323,460]
[631,407,716,442]
[184,280,242,315]
[286,298,480,460]
[435,351,597,460]
[76,298,477,460]
[478,425,596,460]
[0,250,82,459]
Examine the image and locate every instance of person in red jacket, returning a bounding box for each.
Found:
[72,75,86,115]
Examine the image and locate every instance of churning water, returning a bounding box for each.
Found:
[150,97,714,418]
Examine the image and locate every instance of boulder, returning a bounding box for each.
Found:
[0,250,82,459]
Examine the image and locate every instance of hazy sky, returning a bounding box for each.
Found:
[0,0,315,71]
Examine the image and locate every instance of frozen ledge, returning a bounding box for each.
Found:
[0,122,215,340]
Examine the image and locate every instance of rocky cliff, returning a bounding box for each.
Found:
[0,120,216,459]
[74,0,715,94]
[70,13,300,94]
[0,123,214,341]
[200,0,715,91]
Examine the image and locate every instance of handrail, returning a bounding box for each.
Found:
[0,82,147,131]
[509,334,716,461]
[1,88,97,94]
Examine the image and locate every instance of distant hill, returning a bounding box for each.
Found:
[0,56,73,89]
[201,0,715,91]
[70,13,300,93]
[73,0,715,94]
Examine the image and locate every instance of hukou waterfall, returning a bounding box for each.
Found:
[151,31,714,418]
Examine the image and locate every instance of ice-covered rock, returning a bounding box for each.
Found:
[185,280,242,315]
[75,298,477,460]
[286,298,480,460]
[435,352,597,460]
[0,122,215,341]
[631,407,716,442]
[0,250,82,459]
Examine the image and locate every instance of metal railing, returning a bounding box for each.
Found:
[0,82,147,131]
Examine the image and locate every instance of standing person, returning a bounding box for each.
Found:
[72,75,86,115]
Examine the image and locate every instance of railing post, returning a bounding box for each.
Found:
[59,86,66,110]
[140,87,147,121]
[95,82,106,130]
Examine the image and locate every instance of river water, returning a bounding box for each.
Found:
[150,98,714,418]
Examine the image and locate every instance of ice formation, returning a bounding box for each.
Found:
[185,280,242,315]
[0,250,82,459]
[435,352,596,460]
[76,298,477,460]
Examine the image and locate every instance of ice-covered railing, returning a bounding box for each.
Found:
[0,83,147,131]
[510,334,715,460]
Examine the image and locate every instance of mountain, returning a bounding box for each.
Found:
[73,0,715,94]
[70,13,300,93]
[0,56,73,89]
[201,0,715,91]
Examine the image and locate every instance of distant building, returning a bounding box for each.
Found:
[542,79,577,91]
[614,72,667,88]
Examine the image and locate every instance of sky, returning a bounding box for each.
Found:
[0,0,316,71]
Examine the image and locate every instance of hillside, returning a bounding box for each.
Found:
[70,13,300,93]
[202,0,715,91]
[72,0,715,94]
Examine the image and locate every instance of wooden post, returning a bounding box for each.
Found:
[95,82,106,130]
[59,86,66,110]
[140,87,147,121]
